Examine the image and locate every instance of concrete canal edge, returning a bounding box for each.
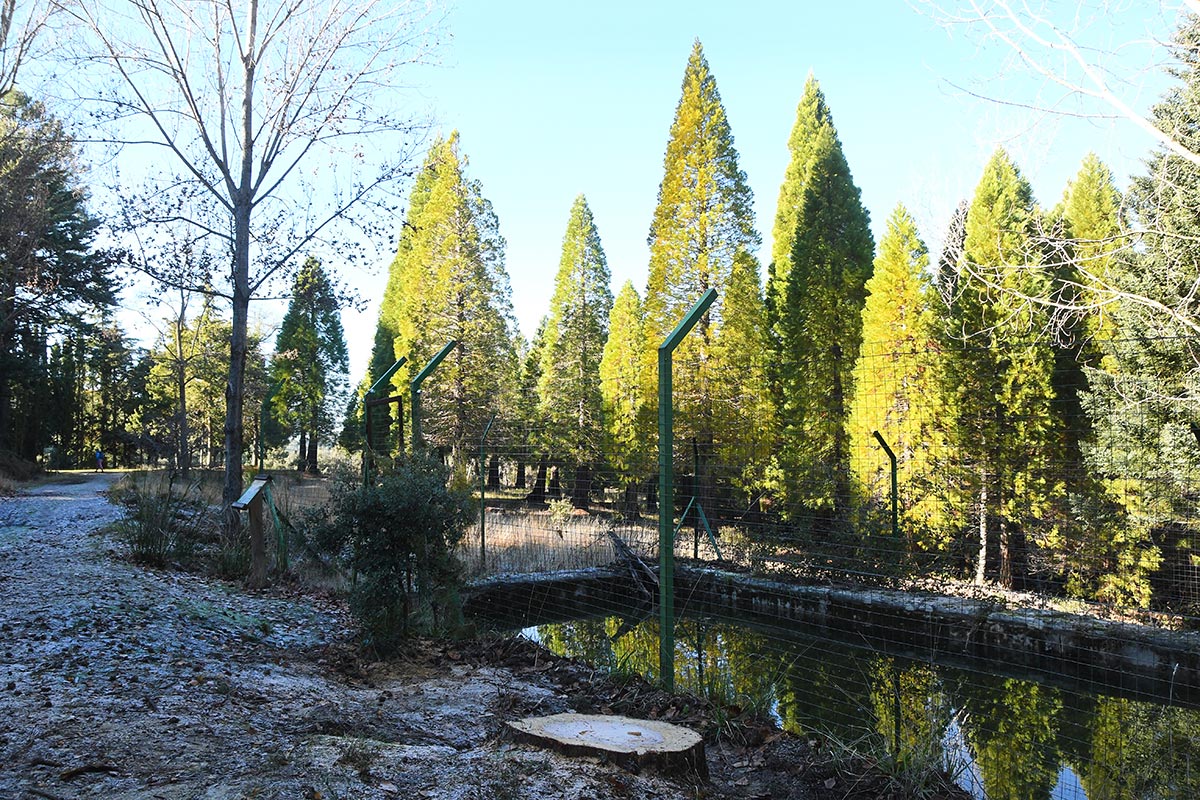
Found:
[463,565,1200,708]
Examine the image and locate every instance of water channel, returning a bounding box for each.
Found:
[521,614,1200,800]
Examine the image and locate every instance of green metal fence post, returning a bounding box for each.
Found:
[872,430,899,540]
[658,287,717,692]
[411,341,457,453]
[362,357,406,485]
[479,412,496,572]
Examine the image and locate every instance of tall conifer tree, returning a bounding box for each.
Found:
[848,204,947,551]
[600,282,651,512]
[538,195,613,507]
[942,149,1063,588]
[1080,18,1200,610]
[643,40,762,514]
[268,256,349,472]
[768,76,875,522]
[370,132,516,463]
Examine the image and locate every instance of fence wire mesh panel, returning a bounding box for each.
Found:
[390,333,1199,800]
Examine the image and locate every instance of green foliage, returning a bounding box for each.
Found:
[268,256,350,471]
[848,204,948,553]
[537,195,612,480]
[337,456,474,653]
[767,75,874,519]
[0,90,116,460]
[940,149,1064,588]
[642,40,763,514]
[373,132,517,462]
[1075,18,1200,613]
[599,282,652,500]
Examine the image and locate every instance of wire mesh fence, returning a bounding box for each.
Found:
[368,332,1200,799]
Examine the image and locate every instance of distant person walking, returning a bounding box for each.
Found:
[95,449,105,472]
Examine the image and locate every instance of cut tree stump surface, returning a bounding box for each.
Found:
[507,713,707,778]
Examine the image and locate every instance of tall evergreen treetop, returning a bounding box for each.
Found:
[770,74,834,301]
[369,131,516,458]
[644,38,759,345]
[538,194,613,467]
[642,39,765,514]
[767,77,874,519]
[848,204,946,548]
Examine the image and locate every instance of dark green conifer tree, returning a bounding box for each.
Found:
[537,195,613,508]
[1081,18,1200,611]
[767,76,874,523]
[268,256,349,472]
[642,39,762,517]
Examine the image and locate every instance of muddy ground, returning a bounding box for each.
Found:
[0,473,953,800]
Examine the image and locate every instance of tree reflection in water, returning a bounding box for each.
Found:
[536,615,1200,800]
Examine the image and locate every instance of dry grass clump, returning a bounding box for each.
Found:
[0,449,41,483]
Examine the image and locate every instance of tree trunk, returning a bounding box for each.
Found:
[222,200,253,541]
[526,456,547,505]
[570,462,592,510]
[622,483,641,518]
[306,432,318,473]
[298,430,308,471]
[487,454,501,491]
[645,474,658,514]
[514,456,527,489]
[975,476,988,586]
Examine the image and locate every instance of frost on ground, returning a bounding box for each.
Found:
[0,474,698,800]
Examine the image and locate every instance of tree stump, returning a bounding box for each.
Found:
[506,713,707,778]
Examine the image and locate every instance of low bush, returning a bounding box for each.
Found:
[0,449,41,482]
[113,473,208,566]
[312,455,474,654]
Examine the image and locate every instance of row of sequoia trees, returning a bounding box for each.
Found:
[357,31,1200,613]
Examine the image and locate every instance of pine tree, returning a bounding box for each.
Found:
[0,91,115,458]
[942,149,1063,588]
[600,282,651,512]
[767,76,875,523]
[1080,18,1200,612]
[537,195,613,508]
[373,132,516,464]
[268,256,349,472]
[642,39,762,518]
[847,204,947,553]
[1059,153,1124,359]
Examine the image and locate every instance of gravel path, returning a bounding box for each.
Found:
[0,473,695,800]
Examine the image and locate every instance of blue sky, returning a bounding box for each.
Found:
[329,0,1179,380]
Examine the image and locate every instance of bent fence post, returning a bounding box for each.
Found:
[411,341,457,453]
[658,287,718,692]
[872,430,899,540]
[362,357,406,485]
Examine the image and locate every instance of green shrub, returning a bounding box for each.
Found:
[115,474,206,566]
[334,456,474,654]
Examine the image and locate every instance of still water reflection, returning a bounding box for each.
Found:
[529,617,1200,800]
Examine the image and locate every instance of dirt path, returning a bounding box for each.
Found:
[0,474,701,800]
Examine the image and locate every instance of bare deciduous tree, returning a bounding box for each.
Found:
[921,1,1200,335]
[1,0,56,96]
[60,0,441,535]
